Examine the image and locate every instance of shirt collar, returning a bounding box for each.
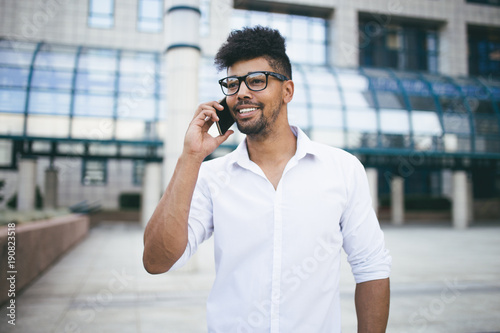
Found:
[229,126,323,170]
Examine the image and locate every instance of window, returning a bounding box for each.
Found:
[133,160,146,186]
[359,18,438,73]
[82,159,107,185]
[88,0,115,29]
[232,10,328,65]
[137,0,163,33]
[467,0,500,6]
[468,26,500,77]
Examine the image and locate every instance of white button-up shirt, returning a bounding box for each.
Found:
[172,126,392,332]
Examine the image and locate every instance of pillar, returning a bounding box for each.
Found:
[17,157,37,211]
[366,168,379,215]
[391,176,404,226]
[438,15,468,76]
[163,0,201,188]
[330,6,359,68]
[44,166,58,209]
[141,162,162,228]
[467,176,474,225]
[452,170,469,229]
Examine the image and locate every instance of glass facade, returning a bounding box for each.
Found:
[359,19,438,73]
[0,40,163,142]
[1,40,500,159]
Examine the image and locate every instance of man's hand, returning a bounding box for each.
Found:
[183,101,234,162]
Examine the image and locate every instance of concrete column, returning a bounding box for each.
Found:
[163,0,201,188]
[391,176,404,226]
[141,162,162,228]
[44,166,58,209]
[366,168,379,215]
[452,170,469,229]
[438,16,468,76]
[17,158,37,211]
[330,6,359,68]
[467,176,474,225]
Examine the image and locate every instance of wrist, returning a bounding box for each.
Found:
[179,150,206,167]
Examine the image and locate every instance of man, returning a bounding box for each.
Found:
[143,26,391,332]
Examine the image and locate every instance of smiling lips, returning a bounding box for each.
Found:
[238,107,258,114]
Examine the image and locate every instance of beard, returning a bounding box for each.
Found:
[233,99,283,137]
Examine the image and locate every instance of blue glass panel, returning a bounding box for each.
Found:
[346,108,377,132]
[475,115,499,135]
[0,67,30,87]
[74,94,114,117]
[443,114,470,134]
[120,52,157,74]
[412,110,442,135]
[439,96,467,113]
[422,74,459,96]
[312,108,343,129]
[28,91,71,115]
[376,91,406,109]
[76,72,116,93]
[368,76,400,92]
[79,49,118,72]
[117,97,156,119]
[409,95,438,111]
[0,89,26,112]
[32,70,73,90]
[0,50,33,66]
[35,51,76,70]
[467,99,495,114]
[379,109,410,134]
[119,75,156,95]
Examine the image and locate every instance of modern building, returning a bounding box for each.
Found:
[0,0,499,228]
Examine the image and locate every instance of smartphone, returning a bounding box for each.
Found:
[216,97,235,136]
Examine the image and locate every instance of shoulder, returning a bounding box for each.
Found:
[198,149,238,178]
[309,140,362,168]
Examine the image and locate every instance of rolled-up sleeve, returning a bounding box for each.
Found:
[340,155,392,284]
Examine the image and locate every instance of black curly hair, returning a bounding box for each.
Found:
[214,26,292,80]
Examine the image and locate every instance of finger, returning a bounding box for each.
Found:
[215,129,234,144]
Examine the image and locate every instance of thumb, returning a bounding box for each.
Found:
[215,130,234,146]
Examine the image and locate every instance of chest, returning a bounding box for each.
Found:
[211,159,347,246]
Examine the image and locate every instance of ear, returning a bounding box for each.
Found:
[282,80,294,104]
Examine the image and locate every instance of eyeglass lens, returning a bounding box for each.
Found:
[222,72,267,95]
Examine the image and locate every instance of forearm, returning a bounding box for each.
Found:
[355,278,390,333]
[142,153,203,274]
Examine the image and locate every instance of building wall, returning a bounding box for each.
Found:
[0,0,164,51]
[2,0,499,74]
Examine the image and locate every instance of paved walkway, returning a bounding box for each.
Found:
[1,222,500,333]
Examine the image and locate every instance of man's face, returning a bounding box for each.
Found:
[226,57,288,138]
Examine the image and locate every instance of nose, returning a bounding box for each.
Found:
[236,80,252,100]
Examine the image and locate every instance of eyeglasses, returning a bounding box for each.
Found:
[218,71,290,96]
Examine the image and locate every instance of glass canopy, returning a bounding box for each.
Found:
[1,40,500,158]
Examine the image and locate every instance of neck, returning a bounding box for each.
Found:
[246,122,297,166]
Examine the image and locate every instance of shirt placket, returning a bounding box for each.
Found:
[270,180,283,333]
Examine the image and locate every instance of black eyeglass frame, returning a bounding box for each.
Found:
[218,71,290,96]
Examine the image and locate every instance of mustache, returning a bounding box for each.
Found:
[233,101,264,111]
